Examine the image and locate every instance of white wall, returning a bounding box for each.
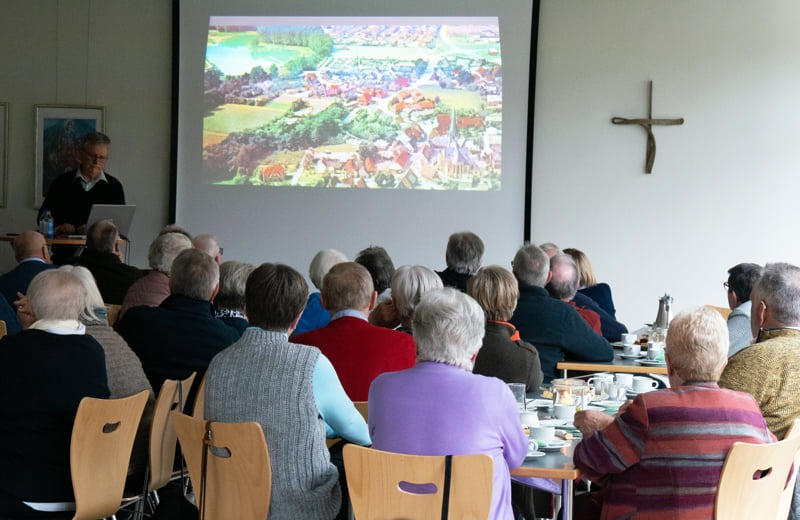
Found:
[533,0,800,328]
[0,0,172,271]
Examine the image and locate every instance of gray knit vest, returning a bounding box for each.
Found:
[205,328,340,519]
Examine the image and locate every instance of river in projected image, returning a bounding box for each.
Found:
[203,17,502,190]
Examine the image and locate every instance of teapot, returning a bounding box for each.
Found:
[654,293,673,330]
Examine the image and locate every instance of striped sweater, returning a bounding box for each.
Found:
[573,383,774,519]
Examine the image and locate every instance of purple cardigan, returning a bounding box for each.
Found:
[368,361,528,519]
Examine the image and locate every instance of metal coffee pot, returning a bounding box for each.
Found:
[654,293,673,330]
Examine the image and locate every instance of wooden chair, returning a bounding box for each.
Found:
[105,304,121,328]
[326,401,368,448]
[146,373,196,498]
[715,418,800,519]
[777,419,800,520]
[171,411,271,520]
[192,375,206,419]
[71,390,150,520]
[707,305,732,320]
[343,444,493,520]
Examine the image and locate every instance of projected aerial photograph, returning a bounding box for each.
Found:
[203,17,502,190]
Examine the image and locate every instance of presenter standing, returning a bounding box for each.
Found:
[38,131,125,236]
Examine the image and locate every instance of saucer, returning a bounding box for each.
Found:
[637,359,666,366]
[626,387,655,397]
[619,353,645,359]
[540,439,570,451]
[525,450,546,459]
[528,398,553,409]
[539,418,569,427]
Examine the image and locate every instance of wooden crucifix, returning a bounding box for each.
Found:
[611,81,684,173]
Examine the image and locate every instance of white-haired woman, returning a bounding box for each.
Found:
[368,288,527,519]
[58,265,154,474]
[388,265,443,334]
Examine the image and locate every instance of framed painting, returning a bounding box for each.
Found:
[34,104,105,208]
[0,103,7,207]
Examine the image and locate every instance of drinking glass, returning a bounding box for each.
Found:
[508,383,527,412]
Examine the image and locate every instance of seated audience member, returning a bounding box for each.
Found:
[59,265,153,475]
[0,230,55,307]
[723,262,762,357]
[205,263,370,519]
[294,262,416,401]
[468,265,543,391]
[293,249,347,337]
[573,306,774,518]
[510,244,613,383]
[117,248,239,396]
[192,233,222,265]
[69,219,142,304]
[159,223,192,239]
[214,260,255,334]
[564,247,617,318]
[546,254,602,334]
[563,248,628,342]
[719,262,800,439]
[119,231,193,318]
[1,295,21,335]
[539,242,561,258]
[369,288,528,520]
[389,265,443,334]
[436,231,484,292]
[355,246,397,327]
[0,270,109,517]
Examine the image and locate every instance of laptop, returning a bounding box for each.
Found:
[85,204,136,239]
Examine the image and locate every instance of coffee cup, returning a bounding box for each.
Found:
[520,412,539,428]
[615,373,633,388]
[553,403,577,421]
[529,425,555,443]
[632,376,658,393]
[588,373,613,392]
[623,343,640,357]
[621,333,638,344]
[647,343,665,361]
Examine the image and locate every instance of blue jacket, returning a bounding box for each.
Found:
[511,284,613,383]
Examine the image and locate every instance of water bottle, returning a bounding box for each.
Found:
[39,210,54,238]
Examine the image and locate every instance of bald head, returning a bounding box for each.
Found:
[547,254,579,301]
[193,234,222,265]
[13,231,50,263]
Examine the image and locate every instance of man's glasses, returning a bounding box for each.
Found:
[723,281,730,292]
[82,150,108,162]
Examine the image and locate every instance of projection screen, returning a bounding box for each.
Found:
[175,0,536,274]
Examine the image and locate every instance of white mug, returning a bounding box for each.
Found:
[621,333,638,344]
[623,344,640,357]
[553,403,577,421]
[615,373,633,388]
[632,376,659,393]
[529,425,555,443]
[588,373,613,389]
[520,412,539,428]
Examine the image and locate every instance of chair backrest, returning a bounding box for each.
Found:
[192,375,207,419]
[777,419,800,519]
[171,411,271,520]
[71,390,150,520]
[706,305,732,320]
[343,444,493,520]
[715,419,800,520]
[353,401,368,422]
[105,304,121,327]
[0,319,6,338]
[148,372,196,492]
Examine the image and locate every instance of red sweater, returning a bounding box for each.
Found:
[294,316,416,401]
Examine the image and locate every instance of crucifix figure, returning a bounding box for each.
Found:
[612,81,684,173]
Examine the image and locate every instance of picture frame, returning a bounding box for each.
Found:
[0,103,7,208]
[34,104,105,208]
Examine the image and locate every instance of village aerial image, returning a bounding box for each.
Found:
[203,17,502,190]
